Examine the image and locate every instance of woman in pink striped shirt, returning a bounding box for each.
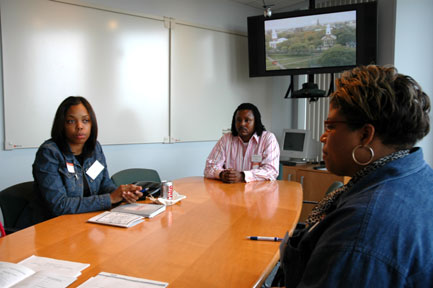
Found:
[204,103,280,183]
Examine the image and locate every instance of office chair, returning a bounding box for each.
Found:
[302,180,344,205]
[0,181,35,234]
[277,163,283,180]
[0,207,5,237]
[111,168,161,186]
[0,205,4,227]
[261,182,345,288]
[296,180,344,230]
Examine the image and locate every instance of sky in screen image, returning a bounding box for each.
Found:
[265,10,356,31]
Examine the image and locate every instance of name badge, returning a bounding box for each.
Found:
[86,160,104,180]
[251,154,262,169]
[66,162,75,174]
[251,154,262,162]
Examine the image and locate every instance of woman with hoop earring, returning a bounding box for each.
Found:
[276,65,433,287]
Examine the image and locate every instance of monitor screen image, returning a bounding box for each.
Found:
[283,132,305,152]
[264,10,356,71]
[280,129,316,161]
[247,2,377,77]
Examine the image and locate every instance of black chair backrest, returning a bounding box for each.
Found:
[0,181,35,232]
[111,168,161,186]
[325,181,344,195]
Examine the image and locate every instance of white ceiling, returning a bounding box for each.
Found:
[227,0,308,12]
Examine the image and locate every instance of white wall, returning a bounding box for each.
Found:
[394,0,433,166]
[1,0,413,190]
[75,0,255,33]
[0,0,291,190]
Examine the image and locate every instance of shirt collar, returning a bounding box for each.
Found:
[236,132,259,144]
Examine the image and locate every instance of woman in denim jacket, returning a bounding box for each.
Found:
[278,65,433,287]
[33,96,143,218]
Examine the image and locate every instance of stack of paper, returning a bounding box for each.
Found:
[87,211,144,228]
[0,255,89,288]
[111,203,166,218]
[88,203,166,228]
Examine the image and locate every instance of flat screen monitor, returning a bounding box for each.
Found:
[247,2,377,76]
[280,129,315,161]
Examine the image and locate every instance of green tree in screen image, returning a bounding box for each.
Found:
[289,42,310,56]
[335,27,356,46]
[318,45,355,66]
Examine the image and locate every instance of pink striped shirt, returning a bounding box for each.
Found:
[204,131,280,182]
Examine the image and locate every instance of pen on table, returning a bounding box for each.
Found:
[246,236,283,242]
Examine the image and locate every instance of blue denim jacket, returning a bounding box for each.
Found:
[33,139,116,216]
[281,148,433,287]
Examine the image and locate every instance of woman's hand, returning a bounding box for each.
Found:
[110,184,143,204]
[219,169,245,183]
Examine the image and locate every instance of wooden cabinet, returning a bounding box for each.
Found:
[282,164,344,222]
[282,166,298,182]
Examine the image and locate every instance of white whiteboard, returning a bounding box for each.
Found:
[1,0,276,149]
[1,0,169,149]
[170,23,273,142]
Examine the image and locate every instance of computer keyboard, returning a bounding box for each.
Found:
[280,160,301,166]
[313,164,327,170]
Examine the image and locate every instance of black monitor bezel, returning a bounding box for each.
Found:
[247,2,377,77]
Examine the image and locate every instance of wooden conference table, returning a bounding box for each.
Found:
[0,177,302,287]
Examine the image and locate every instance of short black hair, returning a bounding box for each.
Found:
[231,103,266,137]
[51,96,98,156]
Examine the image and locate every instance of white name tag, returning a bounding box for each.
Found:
[251,154,262,162]
[86,160,104,180]
[251,154,262,169]
[66,162,75,174]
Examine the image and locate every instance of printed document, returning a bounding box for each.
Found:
[78,272,168,288]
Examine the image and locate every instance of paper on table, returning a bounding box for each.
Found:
[77,272,168,288]
[111,203,165,218]
[149,190,186,206]
[10,270,76,288]
[18,255,90,277]
[0,262,34,287]
[87,211,144,228]
[0,262,76,288]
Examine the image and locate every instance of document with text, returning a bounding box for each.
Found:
[78,272,169,288]
[0,255,90,288]
[87,211,144,228]
[0,261,76,288]
[18,255,90,277]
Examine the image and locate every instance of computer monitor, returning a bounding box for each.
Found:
[280,129,316,163]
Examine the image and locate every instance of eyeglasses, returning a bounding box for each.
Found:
[323,120,349,132]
